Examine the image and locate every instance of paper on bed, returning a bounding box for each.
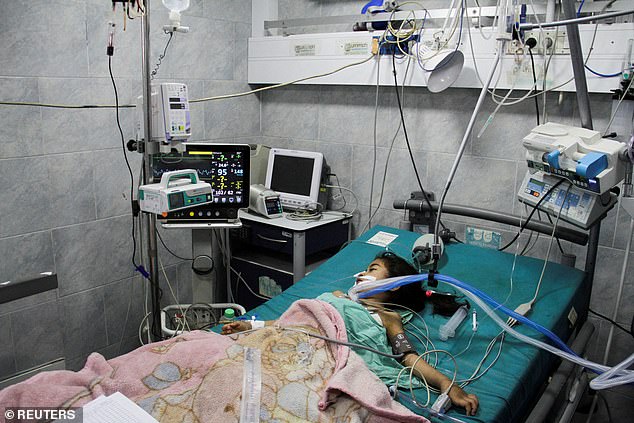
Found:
[79,392,158,423]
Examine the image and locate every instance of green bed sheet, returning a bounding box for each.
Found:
[243,225,589,423]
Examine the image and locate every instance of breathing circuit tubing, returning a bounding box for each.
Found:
[350,274,573,353]
[348,274,634,387]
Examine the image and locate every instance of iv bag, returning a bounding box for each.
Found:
[162,0,190,13]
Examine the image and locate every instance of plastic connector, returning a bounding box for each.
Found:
[135,265,150,278]
[439,228,456,244]
[431,392,452,414]
[106,22,115,56]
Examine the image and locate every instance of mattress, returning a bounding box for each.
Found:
[245,226,589,422]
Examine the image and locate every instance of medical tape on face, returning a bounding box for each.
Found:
[348,274,425,301]
[354,272,377,284]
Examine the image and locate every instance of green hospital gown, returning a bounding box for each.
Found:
[316,292,421,388]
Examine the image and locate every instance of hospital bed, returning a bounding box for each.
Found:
[244,225,592,423]
[0,225,592,423]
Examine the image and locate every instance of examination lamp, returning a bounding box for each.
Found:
[413,41,465,93]
[423,49,465,93]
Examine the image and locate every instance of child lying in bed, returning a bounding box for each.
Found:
[222,252,480,416]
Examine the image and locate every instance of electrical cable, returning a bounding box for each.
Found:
[528,46,540,125]
[361,56,410,235]
[155,229,214,276]
[151,31,173,80]
[487,0,619,106]
[519,207,541,256]
[328,174,348,211]
[108,55,138,271]
[282,327,404,360]
[0,54,376,109]
[577,0,586,17]
[369,49,381,228]
[286,202,324,221]
[231,267,271,301]
[190,54,376,103]
[544,212,567,255]
[527,183,571,306]
[604,75,634,136]
[158,256,191,333]
[433,40,505,250]
[391,52,447,232]
[138,312,152,346]
[324,185,358,217]
[498,178,566,252]
[588,308,634,338]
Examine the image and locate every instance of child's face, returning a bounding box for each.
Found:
[355,259,390,285]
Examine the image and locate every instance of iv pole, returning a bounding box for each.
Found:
[140,2,162,341]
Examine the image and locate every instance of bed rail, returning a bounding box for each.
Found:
[393,199,589,246]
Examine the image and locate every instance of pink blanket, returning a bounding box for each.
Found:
[0,299,428,423]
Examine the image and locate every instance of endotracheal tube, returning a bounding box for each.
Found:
[348,273,634,388]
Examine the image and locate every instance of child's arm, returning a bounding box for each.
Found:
[221,319,275,334]
[378,310,479,416]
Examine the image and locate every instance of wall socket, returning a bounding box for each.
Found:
[523,30,569,55]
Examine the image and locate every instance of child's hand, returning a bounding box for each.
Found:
[447,385,479,416]
[221,321,251,335]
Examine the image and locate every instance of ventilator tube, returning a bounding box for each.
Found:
[348,272,634,387]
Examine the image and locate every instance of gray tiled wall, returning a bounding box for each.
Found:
[0,0,255,377]
[258,0,634,419]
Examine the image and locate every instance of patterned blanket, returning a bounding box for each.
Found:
[0,299,428,423]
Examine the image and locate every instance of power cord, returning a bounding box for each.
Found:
[588,308,634,339]
[498,178,566,252]
[391,51,448,232]
[151,31,174,80]
[107,38,140,273]
[286,203,324,221]
[526,41,540,126]
[155,229,215,276]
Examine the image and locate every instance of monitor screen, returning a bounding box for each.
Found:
[152,143,250,221]
[269,155,315,196]
[265,148,324,210]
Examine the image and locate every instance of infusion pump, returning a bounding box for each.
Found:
[518,123,628,229]
[517,171,617,229]
[137,83,191,152]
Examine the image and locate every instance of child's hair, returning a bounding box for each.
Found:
[374,251,466,317]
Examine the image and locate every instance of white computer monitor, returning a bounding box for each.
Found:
[265,148,324,210]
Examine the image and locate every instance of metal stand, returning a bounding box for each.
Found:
[140,4,161,340]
